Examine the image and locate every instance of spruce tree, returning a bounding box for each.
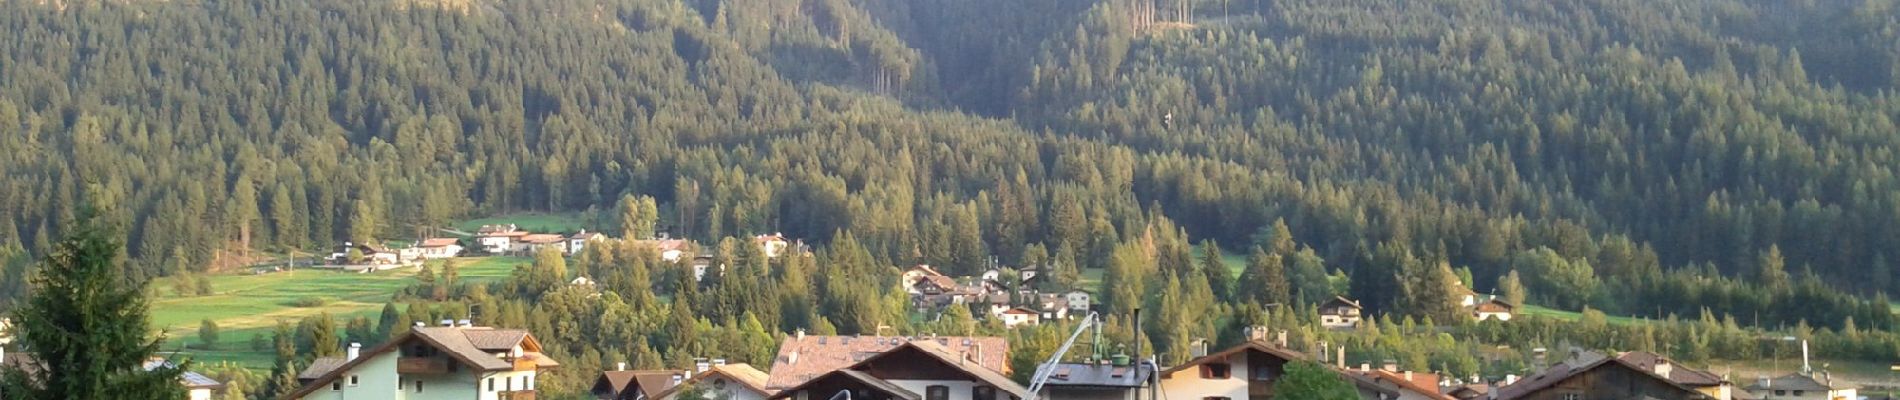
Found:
[1239,246,1290,306]
[1198,239,1235,302]
[0,207,186,399]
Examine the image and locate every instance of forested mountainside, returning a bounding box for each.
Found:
[2,0,1899,332]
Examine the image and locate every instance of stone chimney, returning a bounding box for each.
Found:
[1336,346,1346,369]
[347,343,362,361]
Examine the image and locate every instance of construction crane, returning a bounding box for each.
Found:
[1025,312,1101,400]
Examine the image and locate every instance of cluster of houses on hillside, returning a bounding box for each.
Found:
[902,265,1092,328]
[316,223,804,275]
[1317,284,1518,330]
[264,317,1862,400]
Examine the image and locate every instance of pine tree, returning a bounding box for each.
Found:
[1239,246,1290,306]
[377,302,408,341]
[620,194,658,239]
[200,319,222,349]
[346,316,375,347]
[1199,239,1235,302]
[1757,245,1789,291]
[348,199,377,243]
[0,208,186,399]
[311,312,342,358]
[1499,270,1527,306]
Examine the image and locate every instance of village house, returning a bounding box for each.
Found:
[765,332,1009,392]
[755,233,792,258]
[1341,363,1453,400]
[1036,357,1153,400]
[903,265,947,291]
[1744,373,1856,400]
[1156,330,1403,400]
[592,365,687,400]
[0,352,225,400]
[997,307,1041,327]
[564,230,609,255]
[1472,298,1516,321]
[1033,293,1072,322]
[1614,351,1739,400]
[1319,296,1363,329]
[648,360,775,400]
[1063,289,1092,314]
[1491,349,1712,400]
[767,340,1029,400]
[323,242,417,270]
[517,234,568,254]
[414,238,464,259]
[475,225,531,254]
[288,321,559,400]
[630,239,691,262]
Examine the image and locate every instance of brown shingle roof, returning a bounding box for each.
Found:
[1492,352,1709,400]
[1615,351,1723,387]
[765,335,1008,389]
[298,357,348,380]
[650,364,774,400]
[1159,340,1308,376]
[464,329,531,351]
[519,234,565,244]
[1348,369,1453,400]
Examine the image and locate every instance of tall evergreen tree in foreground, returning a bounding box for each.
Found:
[0,205,185,399]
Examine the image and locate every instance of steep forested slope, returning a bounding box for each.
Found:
[1,0,1898,331]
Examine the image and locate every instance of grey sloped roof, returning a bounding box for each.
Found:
[1043,362,1151,388]
[1746,373,1856,391]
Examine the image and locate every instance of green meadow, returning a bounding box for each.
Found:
[151,257,529,370]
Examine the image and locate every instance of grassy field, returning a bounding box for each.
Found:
[455,212,591,234]
[151,257,529,370]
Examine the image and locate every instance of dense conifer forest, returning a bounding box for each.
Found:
[2,0,1900,397]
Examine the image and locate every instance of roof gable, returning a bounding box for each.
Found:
[1493,355,1709,399]
[1159,340,1307,376]
[847,342,1031,400]
[766,335,1009,389]
[286,326,556,399]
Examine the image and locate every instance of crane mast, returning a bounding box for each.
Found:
[1025,312,1100,400]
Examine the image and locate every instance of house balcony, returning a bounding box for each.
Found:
[500,390,537,400]
[397,357,449,374]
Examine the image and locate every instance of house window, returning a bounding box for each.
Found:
[1561,394,1580,400]
[974,386,996,400]
[927,385,950,400]
[416,381,424,393]
[488,378,495,392]
[1776,390,1786,396]
[1201,363,1232,379]
[399,380,405,390]
[349,375,359,386]
[1793,391,1805,396]
[331,382,342,391]
[449,361,459,372]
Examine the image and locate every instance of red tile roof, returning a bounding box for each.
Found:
[419,238,460,247]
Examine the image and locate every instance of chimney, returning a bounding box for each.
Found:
[1276,330,1288,348]
[617,362,627,371]
[695,358,711,373]
[1190,340,1209,358]
[713,358,727,366]
[788,351,800,365]
[1654,361,1672,378]
[440,319,454,327]
[1404,371,1413,381]
[1360,363,1371,372]
[1533,347,1548,366]
[1504,374,1519,385]
[673,373,686,385]
[1381,360,1398,372]
[348,343,362,361]
[1336,346,1346,369]
[969,342,985,365]
[796,329,806,341]
[414,321,425,327]
[457,319,472,327]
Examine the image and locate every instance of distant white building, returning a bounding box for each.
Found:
[413,238,463,260]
